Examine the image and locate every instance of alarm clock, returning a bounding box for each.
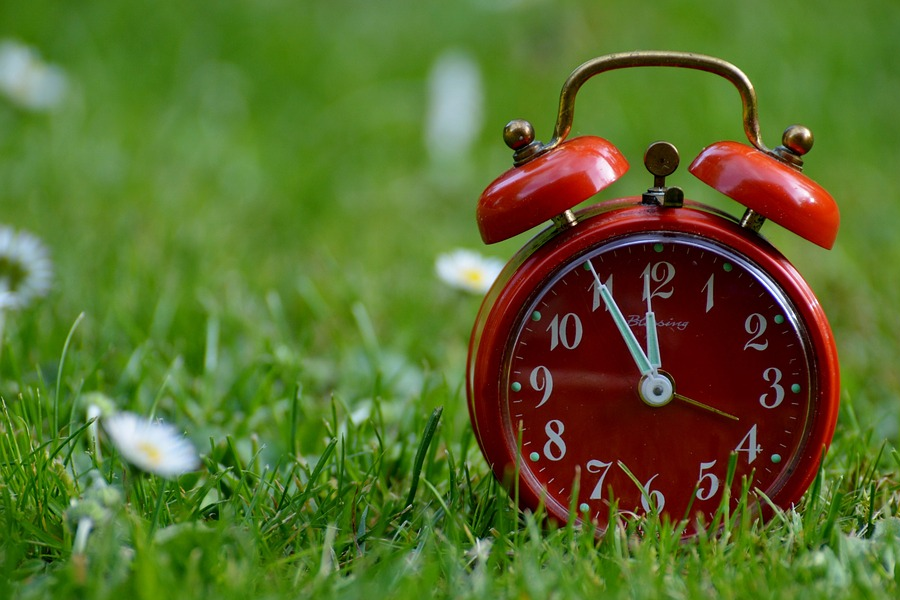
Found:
[466,51,840,533]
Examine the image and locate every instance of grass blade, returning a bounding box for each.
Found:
[404,406,443,509]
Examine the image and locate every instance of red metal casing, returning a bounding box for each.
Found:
[467,200,840,530]
[689,141,840,249]
[476,136,629,244]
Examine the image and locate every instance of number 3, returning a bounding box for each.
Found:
[759,367,785,409]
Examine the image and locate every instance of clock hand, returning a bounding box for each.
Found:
[639,268,735,419]
[586,260,654,376]
[644,273,662,370]
[587,259,740,420]
[586,260,678,409]
[673,393,739,421]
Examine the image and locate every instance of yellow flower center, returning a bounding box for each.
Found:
[461,267,485,287]
[136,441,163,466]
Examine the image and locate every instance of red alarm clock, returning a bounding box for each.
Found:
[467,51,839,533]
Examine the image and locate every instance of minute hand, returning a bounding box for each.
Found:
[586,260,654,376]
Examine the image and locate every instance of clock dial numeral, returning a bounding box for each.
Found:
[590,273,613,312]
[702,273,715,312]
[586,459,614,500]
[695,460,720,501]
[639,473,666,514]
[529,365,553,408]
[743,313,769,351]
[543,419,567,461]
[640,261,675,301]
[618,462,667,514]
[759,367,785,409]
[548,313,583,350]
[735,424,762,464]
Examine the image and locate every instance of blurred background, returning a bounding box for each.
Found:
[1,1,898,441]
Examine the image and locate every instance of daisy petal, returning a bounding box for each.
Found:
[0,225,52,311]
[435,248,504,295]
[103,412,200,479]
[0,39,67,111]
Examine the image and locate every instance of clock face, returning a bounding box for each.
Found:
[496,231,821,530]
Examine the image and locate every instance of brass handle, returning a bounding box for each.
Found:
[546,51,768,153]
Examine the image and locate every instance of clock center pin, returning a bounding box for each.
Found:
[639,371,675,407]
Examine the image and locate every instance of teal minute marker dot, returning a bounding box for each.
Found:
[511,382,522,392]
[579,503,590,513]
[771,454,782,464]
[529,452,540,462]
[531,310,542,322]
[654,243,664,253]
[774,314,785,324]
[722,262,733,272]
[791,383,801,394]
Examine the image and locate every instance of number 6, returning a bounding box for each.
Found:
[640,473,666,513]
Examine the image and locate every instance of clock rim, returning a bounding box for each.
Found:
[466,198,840,528]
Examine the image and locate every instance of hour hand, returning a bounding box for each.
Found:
[644,273,661,370]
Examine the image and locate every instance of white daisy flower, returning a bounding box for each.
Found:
[435,248,504,295]
[103,412,200,479]
[0,39,67,111]
[424,49,484,162]
[0,225,53,311]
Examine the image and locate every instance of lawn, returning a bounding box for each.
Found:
[2,1,900,598]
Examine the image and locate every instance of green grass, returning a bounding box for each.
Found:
[2,0,900,598]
